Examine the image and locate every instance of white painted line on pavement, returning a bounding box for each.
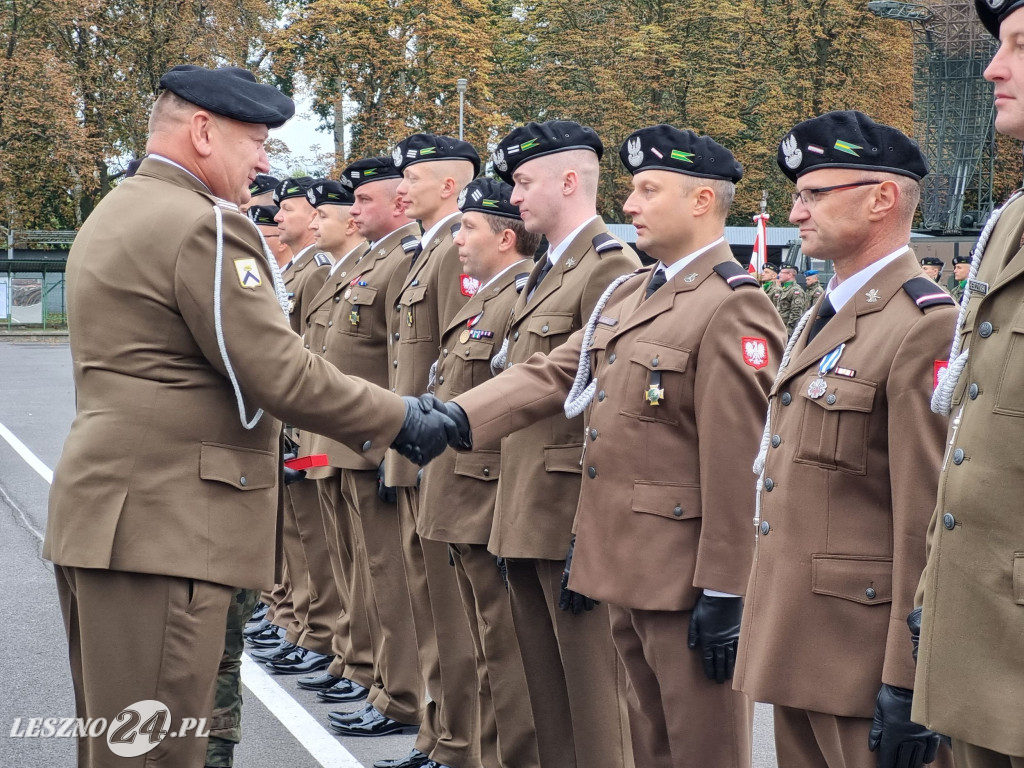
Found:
[241,655,364,768]
[0,418,366,766]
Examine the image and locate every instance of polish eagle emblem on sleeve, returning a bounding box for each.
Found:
[742,337,769,370]
[781,134,803,170]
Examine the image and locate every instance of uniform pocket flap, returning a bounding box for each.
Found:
[527,313,575,338]
[199,442,277,491]
[543,443,583,473]
[811,555,892,604]
[632,481,701,520]
[628,341,690,373]
[403,285,429,305]
[800,377,877,412]
[460,341,496,361]
[454,450,501,481]
[347,285,379,306]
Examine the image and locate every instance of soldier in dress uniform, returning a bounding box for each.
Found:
[921,256,944,283]
[913,4,1024,766]
[777,262,808,336]
[425,124,785,768]
[419,177,542,768]
[732,110,956,768]
[241,174,279,213]
[804,269,825,304]
[44,64,455,768]
[950,253,970,304]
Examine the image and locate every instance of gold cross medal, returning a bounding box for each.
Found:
[407,308,414,327]
[645,371,664,406]
[349,307,360,326]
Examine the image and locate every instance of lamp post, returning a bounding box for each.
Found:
[456,78,468,140]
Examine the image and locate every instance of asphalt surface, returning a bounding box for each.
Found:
[0,340,779,767]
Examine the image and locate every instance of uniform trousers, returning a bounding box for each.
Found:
[608,605,751,768]
[265,558,297,635]
[954,740,1024,768]
[316,473,374,688]
[55,565,232,768]
[504,557,633,768]
[398,486,481,768]
[342,469,423,724]
[451,543,539,768]
[774,705,954,768]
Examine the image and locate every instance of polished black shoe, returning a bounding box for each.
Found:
[245,624,285,647]
[266,649,332,675]
[328,707,417,737]
[296,673,343,691]
[327,704,374,725]
[373,749,430,768]
[423,762,453,768]
[243,617,274,638]
[248,601,268,623]
[317,679,369,703]
[248,640,296,662]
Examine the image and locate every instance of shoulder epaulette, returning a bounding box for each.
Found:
[514,272,531,293]
[902,276,956,310]
[592,233,623,254]
[314,252,332,267]
[713,261,759,289]
[451,222,462,237]
[401,236,420,253]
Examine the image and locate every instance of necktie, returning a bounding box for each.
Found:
[527,257,553,301]
[408,242,424,271]
[645,268,667,300]
[807,295,836,342]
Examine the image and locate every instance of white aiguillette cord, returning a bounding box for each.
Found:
[212,200,291,430]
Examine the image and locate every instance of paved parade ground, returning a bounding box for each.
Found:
[0,340,779,767]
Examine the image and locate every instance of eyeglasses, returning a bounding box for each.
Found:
[791,180,883,207]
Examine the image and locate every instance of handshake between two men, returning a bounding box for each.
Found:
[390,394,472,466]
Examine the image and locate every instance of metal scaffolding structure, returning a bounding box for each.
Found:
[868,0,997,233]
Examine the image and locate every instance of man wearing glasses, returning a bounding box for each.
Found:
[733,111,956,768]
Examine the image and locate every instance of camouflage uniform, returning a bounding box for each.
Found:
[805,281,824,306]
[762,281,781,309]
[951,280,965,304]
[205,587,261,767]
[776,280,807,337]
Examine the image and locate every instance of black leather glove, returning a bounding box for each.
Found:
[391,394,456,466]
[377,461,396,504]
[687,593,742,683]
[496,556,509,591]
[420,394,473,450]
[869,684,943,768]
[557,537,597,614]
[282,453,306,485]
[908,607,922,663]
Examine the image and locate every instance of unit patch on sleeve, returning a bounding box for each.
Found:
[742,336,769,370]
[234,258,262,289]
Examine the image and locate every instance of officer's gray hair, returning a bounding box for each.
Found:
[148,90,196,135]
[678,175,735,218]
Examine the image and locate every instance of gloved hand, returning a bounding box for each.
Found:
[496,556,509,591]
[391,394,457,466]
[421,394,473,450]
[907,607,922,663]
[687,593,742,683]
[282,453,306,485]
[868,684,943,768]
[377,461,396,504]
[557,536,597,614]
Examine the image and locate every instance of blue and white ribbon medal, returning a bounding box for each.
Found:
[808,343,845,399]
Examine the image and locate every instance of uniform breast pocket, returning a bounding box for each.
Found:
[451,340,497,394]
[620,340,691,425]
[341,285,379,339]
[525,313,575,354]
[400,285,433,342]
[794,375,876,474]
[994,310,1024,416]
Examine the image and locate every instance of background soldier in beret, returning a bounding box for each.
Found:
[804,269,825,304]
[777,262,808,336]
[950,253,970,304]
[733,110,956,768]
[44,65,454,768]
[914,3,1024,766]
[419,177,541,768]
[241,173,279,213]
[921,256,944,284]
[762,262,782,307]
[428,124,782,768]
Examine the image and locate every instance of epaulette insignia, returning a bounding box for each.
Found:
[451,222,462,236]
[902,277,956,310]
[514,272,530,293]
[592,233,623,254]
[401,236,420,253]
[314,252,332,267]
[713,262,758,289]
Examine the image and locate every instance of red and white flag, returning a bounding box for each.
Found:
[750,211,769,275]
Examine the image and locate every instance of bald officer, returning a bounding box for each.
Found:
[732,111,956,768]
[913,3,1024,766]
[45,65,455,768]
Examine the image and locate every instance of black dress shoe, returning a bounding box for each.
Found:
[266,649,332,675]
[373,749,431,768]
[317,680,369,703]
[243,617,274,638]
[296,673,342,691]
[328,704,373,724]
[328,707,417,737]
[245,625,286,647]
[423,762,453,768]
[248,640,296,662]
[249,602,268,623]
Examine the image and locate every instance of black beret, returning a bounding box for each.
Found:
[392,134,481,177]
[780,262,800,271]
[457,178,521,220]
[618,125,743,183]
[976,0,1024,37]
[249,174,280,197]
[247,205,279,226]
[307,180,354,207]
[491,120,603,184]
[763,263,780,272]
[920,256,944,267]
[778,110,928,182]
[158,65,295,129]
[952,254,972,266]
[340,157,402,190]
[273,176,315,205]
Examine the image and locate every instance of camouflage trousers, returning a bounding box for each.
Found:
[205,587,261,767]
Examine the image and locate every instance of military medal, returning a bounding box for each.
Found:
[407,308,414,327]
[460,330,471,344]
[808,343,845,399]
[350,307,360,326]
[645,371,664,406]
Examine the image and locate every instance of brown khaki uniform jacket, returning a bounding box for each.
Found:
[44,159,406,590]
[733,250,957,718]
[455,243,785,607]
[384,214,468,487]
[459,217,640,560]
[284,246,332,335]
[302,226,418,476]
[914,194,1024,757]
[419,261,530,544]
